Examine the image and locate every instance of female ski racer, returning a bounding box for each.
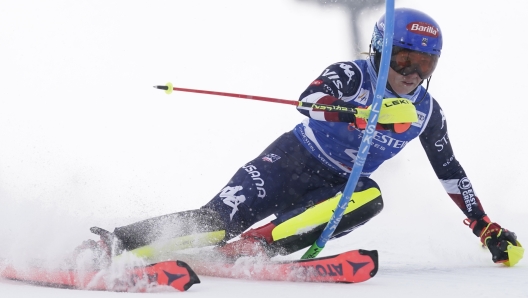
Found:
[79,8,523,267]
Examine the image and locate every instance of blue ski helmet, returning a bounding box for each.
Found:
[371,8,442,56]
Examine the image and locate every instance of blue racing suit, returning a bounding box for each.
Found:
[203,57,486,237]
[112,57,488,251]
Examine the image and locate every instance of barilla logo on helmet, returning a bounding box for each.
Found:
[406,22,439,37]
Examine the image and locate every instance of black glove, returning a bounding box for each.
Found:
[332,99,358,123]
[467,217,524,266]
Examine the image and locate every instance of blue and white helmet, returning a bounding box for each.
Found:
[372,8,442,56]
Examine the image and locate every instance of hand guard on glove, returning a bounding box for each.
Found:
[466,216,524,266]
[350,98,417,133]
[353,118,412,133]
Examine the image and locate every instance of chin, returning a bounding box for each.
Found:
[399,85,418,95]
[394,88,412,95]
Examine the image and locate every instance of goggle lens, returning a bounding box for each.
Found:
[390,46,439,79]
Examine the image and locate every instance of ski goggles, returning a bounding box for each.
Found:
[390,46,439,79]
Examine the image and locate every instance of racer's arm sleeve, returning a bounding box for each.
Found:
[296,62,362,122]
[419,98,486,220]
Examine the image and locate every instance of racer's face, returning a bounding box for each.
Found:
[387,67,422,95]
[386,46,439,95]
[390,46,438,79]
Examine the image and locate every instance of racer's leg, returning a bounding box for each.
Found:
[239,177,383,255]
[111,131,347,251]
[202,131,348,238]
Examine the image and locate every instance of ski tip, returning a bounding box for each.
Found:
[359,249,379,278]
[176,260,201,291]
[146,260,200,292]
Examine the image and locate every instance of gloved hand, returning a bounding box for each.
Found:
[354,118,412,133]
[466,217,524,266]
[352,98,417,133]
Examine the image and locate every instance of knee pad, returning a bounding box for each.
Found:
[269,178,383,255]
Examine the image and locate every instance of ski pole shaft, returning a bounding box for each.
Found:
[153,83,360,115]
[301,0,396,259]
[154,84,298,106]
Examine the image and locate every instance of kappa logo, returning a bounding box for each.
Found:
[339,63,355,85]
[220,185,246,220]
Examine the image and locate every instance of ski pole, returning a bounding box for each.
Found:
[301,0,396,259]
[153,83,365,116]
[155,83,299,106]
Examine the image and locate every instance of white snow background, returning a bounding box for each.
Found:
[1,0,527,297]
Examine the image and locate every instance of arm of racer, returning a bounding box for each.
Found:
[419,98,486,220]
[296,62,362,123]
[419,98,522,265]
[295,62,416,134]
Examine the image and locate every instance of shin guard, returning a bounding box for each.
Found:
[268,181,383,255]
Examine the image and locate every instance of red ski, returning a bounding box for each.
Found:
[183,249,378,283]
[0,260,200,292]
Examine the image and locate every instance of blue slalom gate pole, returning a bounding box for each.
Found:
[301,0,396,259]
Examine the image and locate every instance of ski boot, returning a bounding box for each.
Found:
[216,223,278,261]
[72,227,123,269]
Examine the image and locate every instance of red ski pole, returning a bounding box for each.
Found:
[153,82,360,115]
